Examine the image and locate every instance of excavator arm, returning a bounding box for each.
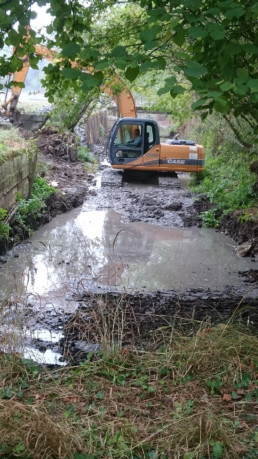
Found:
[2,45,137,121]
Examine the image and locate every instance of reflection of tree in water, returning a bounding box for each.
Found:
[96,212,155,287]
[18,209,108,296]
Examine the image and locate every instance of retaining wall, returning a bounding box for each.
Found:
[0,150,36,210]
[84,110,109,148]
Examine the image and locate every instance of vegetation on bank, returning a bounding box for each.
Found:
[185,113,258,228]
[0,319,257,459]
[0,128,27,164]
[0,175,56,253]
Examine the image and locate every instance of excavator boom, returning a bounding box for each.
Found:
[2,45,136,123]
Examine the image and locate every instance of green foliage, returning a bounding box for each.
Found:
[132,70,193,129]
[189,113,257,214]
[0,208,10,242]
[201,209,221,229]
[77,146,96,164]
[15,176,56,224]
[0,0,257,131]
[47,84,100,132]
[0,128,26,164]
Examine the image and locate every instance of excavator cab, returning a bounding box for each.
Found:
[107,118,160,167]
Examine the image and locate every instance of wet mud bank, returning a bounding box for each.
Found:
[17,278,257,366]
[33,284,257,365]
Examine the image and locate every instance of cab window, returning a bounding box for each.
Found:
[144,123,156,152]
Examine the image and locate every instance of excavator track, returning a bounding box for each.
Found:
[158,173,181,189]
[101,169,182,188]
[101,168,123,187]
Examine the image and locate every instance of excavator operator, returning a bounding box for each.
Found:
[127,128,142,146]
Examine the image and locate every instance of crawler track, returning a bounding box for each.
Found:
[101,168,181,189]
[101,168,123,187]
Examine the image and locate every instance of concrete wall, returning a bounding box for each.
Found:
[0,150,36,210]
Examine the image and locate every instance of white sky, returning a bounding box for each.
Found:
[30,4,53,35]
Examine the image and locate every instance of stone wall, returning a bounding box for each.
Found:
[0,150,36,210]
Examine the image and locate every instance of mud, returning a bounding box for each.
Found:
[0,127,257,365]
[60,287,258,363]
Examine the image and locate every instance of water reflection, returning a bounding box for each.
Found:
[0,207,257,304]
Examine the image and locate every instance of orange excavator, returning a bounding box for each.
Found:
[2,45,205,180]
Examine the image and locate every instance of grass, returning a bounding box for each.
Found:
[0,127,27,164]
[0,304,257,458]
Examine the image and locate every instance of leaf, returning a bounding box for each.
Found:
[157,76,177,95]
[188,26,208,39]
[224,7,245,20]
[30,11,37,20]
[170,85,185,96]
[157,57,166,70]
[206,7,220,16]
[206,90,222,98]
[80,47,100,60]
[125,65,139,82]
[220,81,234,91]
[241,44,258,55]
[8,30,22,47]
[140,25,161,43]
[169,18,180,29]
[185,61,207,78]
[61,67,81,80]
[173,29,185,46]
[247,79,258,92]
[80,73,101,89]
[192,98,208,110]
[214,97,230,114]
[29,56,39,70]
[206,23,225,40]
[115,60,127,70]
[62,42,81,58]
[147,8,171,23]
[111,46,128,58]
[212,441,223,459]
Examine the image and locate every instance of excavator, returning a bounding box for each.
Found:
[1,45,205,185]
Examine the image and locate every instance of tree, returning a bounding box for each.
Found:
[0,0,257,130]
[87,1,258,127]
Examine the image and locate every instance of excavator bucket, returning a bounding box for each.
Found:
[16,113,49,130]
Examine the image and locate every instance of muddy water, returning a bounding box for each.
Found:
[0,206,256,303]
[0,195,257,365]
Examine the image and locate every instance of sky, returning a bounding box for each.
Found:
[30,4,53,35]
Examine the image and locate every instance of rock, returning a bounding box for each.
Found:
[235,241,252,257]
